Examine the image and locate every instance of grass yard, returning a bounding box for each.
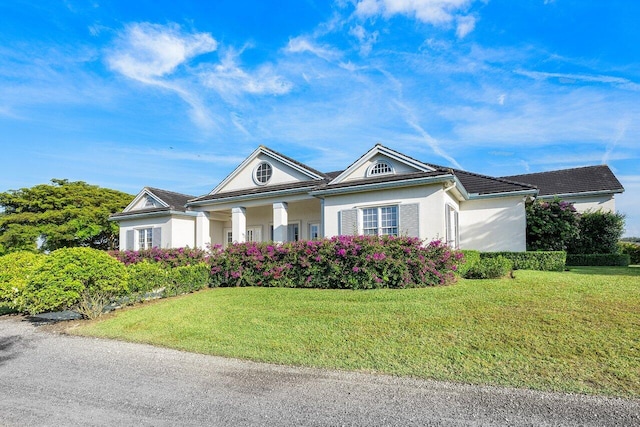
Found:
[73,267,640,397]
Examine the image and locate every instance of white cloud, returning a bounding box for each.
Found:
[107,22,217,81]
[355,0,475,26]
[106,22,218,129]
[349,24,379,55]
[455,15,476,38]
[286,36,343,61]
[199,50,292,101]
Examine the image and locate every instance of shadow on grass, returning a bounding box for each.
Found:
[567,266,640,276]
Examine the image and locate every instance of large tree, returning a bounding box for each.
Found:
[0,179,133,254]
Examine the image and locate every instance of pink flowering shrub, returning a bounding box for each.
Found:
[209,235,463,289]
[109,247,208,267]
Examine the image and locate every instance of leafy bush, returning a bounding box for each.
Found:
[480,251,565,271]
[127,261,171,302]
[463,256,514,279]
[164,263,211,297]
[0,251,46,311]
[110,247,208,267]
[566,254,630,267]
[22,247,128,315]
[568,210,625,254]
[619,242,640,265]
[458,250,480,276]
[526,198,579,251]
[209,236,462,289]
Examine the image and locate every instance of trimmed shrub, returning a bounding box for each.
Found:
[0,251,46,311]
[458,250,480,276]
[110,247,209,267]
[568,210,625,255]
[22,247,128,315]
[619,242,640,265]
[164,263,211,297]
[464,256,513,279]
[566,254,630,267]
[209,236,462,289]
[127,261,171,302]
[480,251,566,271]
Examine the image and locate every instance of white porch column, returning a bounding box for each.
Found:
[232,207,246,243]
[272,202,288,243]
[195,212,211,249]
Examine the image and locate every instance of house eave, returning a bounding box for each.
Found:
[311,175,455,196]
[109,210,198,222]
[537,189,623,199]
[187,186,318,207]
[468,189,538,200]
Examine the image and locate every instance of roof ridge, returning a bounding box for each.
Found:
[146,187,195,198]
[424,163,538,190]
[502,164,611,179]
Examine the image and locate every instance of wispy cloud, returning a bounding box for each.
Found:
[285,36,343,61]
[516,70,640,91]
[353,0,478,35]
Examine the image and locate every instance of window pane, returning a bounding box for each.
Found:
[380,206,398,236]
[255,162,273,184]
[362,208,378,235]
[370,161,393,176]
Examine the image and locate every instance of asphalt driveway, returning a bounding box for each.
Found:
[0,316,638,426]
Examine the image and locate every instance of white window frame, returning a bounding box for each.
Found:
[360,205,399,236]
[253,161,273,186]
[309,223,321,240]
[269,221,301,242]
[366,160,394,177]
[246,226,262,242]
[445,204,459,249]
[138,227,153,250]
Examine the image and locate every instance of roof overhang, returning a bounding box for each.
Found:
[311,175,456,197]
[467,189,539,200]
[187,185,318,207]
[109,210,199,222]
[537,189,623,200]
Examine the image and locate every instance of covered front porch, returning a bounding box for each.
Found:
[193,197,323,248]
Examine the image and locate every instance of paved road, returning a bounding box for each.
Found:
[0,317,638,426]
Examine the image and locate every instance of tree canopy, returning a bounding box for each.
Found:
[0,179,133,254]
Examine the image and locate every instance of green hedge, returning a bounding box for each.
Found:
[480,251,566,271]
[458,250,480,276]
[566,253,630,267]
[619,242,640,265]
[0,251,46,311]
[164,263,211,296]
[464,256,513,279]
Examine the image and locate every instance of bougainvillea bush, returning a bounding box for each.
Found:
[209,235,463,289]
[109,247,209,267]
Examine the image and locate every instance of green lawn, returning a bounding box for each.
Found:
[73,267,640,397]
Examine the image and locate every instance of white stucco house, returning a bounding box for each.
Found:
[110,144,624,252]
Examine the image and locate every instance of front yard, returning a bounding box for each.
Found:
[72,267,639,397]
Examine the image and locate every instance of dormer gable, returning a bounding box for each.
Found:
[210,146,326,195]
[329,144,435,184]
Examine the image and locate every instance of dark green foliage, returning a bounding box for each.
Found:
[566,254,630,267]
[463,256,513,279]
[458,250,480,276]
[526,198,579,251]
[0,179,133,253]
[164,264,211,297]
[22,247,129,315]
[567,210,625,254]
[0,251,46,311]
[619,242,640,265]
[480,251,566,271]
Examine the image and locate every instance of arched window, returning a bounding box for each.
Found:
[368,160,394,177]
[254,162,273,185]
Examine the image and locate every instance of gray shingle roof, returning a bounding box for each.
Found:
[190,180,324,203]
[146,187,194,211]
[501,165,624,197]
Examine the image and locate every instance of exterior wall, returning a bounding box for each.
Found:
[323,185,446,241]
[343,153,421,182]
[540,194,616,213]
[117,215,196,250]
[217,153,317,193]
[459,196,526,252]
[170,216,196,248]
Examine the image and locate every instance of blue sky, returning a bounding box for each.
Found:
[1,0,638,236]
